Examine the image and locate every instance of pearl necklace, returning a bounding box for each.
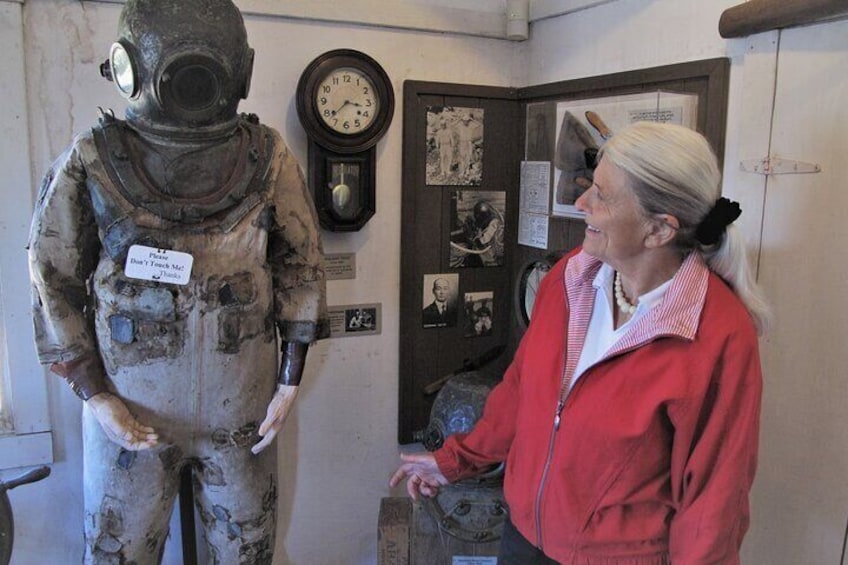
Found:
[614,271,637,315]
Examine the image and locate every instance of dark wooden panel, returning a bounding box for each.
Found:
[399,82,518,443]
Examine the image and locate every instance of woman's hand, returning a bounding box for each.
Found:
[389,452,450,500]
[252,384,299,455]
[87,392,158,450]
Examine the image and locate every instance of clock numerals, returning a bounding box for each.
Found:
[316,67,379,135]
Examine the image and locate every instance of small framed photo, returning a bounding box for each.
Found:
[449,190,506,268]
[327,303,381,338]
[463,291,494,338]
[425,106,484,186]
[422,273,459,328]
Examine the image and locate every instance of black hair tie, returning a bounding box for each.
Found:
[695,197,741,245]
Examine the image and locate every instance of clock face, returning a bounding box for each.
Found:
[297,49,394,153]
[315,67,380,135]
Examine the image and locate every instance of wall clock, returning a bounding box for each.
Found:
[296,49,394,231]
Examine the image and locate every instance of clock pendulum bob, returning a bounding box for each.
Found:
[307,141,375,231]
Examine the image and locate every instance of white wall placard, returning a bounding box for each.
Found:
[518,211,549,249]
[325,253,356,280]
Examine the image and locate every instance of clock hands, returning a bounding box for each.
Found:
[331,99,364,116]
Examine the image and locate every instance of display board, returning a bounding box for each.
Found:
[399,82,519,443]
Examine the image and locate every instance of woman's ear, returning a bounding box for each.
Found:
[645,214,680,248]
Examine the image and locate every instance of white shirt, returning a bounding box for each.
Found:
[571,263,672,388]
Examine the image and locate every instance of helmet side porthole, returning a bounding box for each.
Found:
[112,0,252,137]
[109,42,138,98]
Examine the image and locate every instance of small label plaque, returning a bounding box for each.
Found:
[325,253,356,280]
[453,557,497,565]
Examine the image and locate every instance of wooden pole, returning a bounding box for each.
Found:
[719,0,848,38]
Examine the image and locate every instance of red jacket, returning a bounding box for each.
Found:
[434,249,762,564]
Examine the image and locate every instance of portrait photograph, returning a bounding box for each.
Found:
[421,273,459,328]
[463,291,494,338]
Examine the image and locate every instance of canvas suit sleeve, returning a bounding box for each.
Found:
[266,131,329,344]
[28,137,102,365]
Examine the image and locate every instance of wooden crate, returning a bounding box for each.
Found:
[379,497,500,565]
[379,497,412,565]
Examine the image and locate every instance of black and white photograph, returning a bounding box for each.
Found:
[425,106,484,186]
[449,190,506,268]
[327,303,382,338]
[551,90,699,217]
[421,273,459,328]
[463,291,494,338]
[345,307,377,332]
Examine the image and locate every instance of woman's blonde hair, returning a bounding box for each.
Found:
[599,121,770,333]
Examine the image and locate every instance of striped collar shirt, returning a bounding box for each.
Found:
[559,250,709,397]
[572,263,672,387]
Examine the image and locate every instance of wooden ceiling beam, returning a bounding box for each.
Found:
[719,0,848,38]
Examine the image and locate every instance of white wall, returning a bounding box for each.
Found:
[5,1,521,564]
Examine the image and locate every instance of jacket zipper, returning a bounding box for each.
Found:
[534,398,565,550]
[531,339,670,551]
